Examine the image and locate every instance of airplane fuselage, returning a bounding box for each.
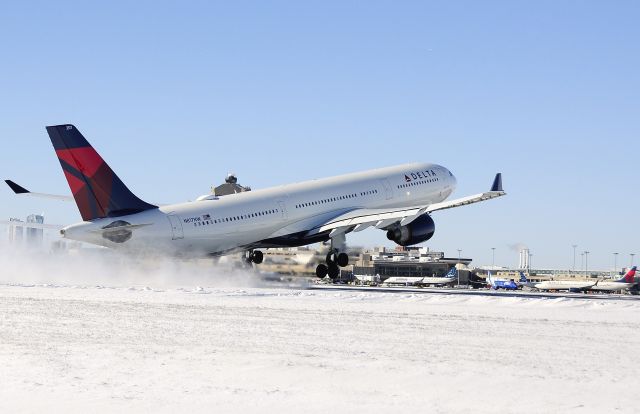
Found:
[533,280,596,291]
[590,282,634,292]
[62,162,456,256]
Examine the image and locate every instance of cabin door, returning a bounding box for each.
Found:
[167,214,184,240]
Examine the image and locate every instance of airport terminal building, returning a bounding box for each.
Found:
[352,247,472,282]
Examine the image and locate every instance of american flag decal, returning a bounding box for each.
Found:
[202,214,211,220]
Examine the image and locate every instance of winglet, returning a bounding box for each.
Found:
[491,173,503,192]
[5,180,29,194]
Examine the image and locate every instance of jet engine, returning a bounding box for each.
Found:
[386,214,435,246]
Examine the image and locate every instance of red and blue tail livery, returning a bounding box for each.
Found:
[616,266,637,283]
[46,124,156,221]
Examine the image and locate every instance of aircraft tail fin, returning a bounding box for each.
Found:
[446,267,457,278]
[519,272,530,283]
[46,124,156,221]
[616,266,637,283]
[490,173,503,192]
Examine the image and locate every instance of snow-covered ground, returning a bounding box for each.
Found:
[1,282,639,413]
[0,253,639,413]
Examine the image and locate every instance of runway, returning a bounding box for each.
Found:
[309,283,640,301]
[2,281,639,413]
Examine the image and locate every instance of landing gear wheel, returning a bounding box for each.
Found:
[337,252,349,267]
[327,263,340,280]
[316,264,328,278]
[251,250,263,264]
[326,252,337,265]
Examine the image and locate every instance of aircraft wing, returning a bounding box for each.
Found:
[0,220,64,230]
[424,190,504,213]
[307,173,505,236]
[5,180,74,202]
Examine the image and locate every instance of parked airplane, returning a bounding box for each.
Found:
[417,266,458,286]
[381,267,458,287]
[591,266,637,292]
[486,271,518,290]
[518,272,595,292]
[5,124,506,279]
[517,271,536,289]
[381,276,423,286]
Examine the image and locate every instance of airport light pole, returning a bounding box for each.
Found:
[457,249,461,286]
[491,247,496,268]
[580,252,584,274]
[613,252,619,278]
[631,253,636,268]
[584,251,590,278]
[572,245,577,273]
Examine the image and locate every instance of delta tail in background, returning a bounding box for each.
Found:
[518,272,595,292]
[5,124,506,279]
[591,266,637,292]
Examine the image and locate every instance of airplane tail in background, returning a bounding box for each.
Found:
[616,266,637,283]
[46,124,157,221]
[445,267,457,278]
[519,272,530,283]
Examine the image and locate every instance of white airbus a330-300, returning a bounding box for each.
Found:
[5,124,505,279]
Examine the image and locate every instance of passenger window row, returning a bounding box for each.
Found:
[294,189,378,209]
[193,209,279,227]
[397,178,438,189]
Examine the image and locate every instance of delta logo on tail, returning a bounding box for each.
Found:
[618,266,636,283]
[47,125,156,221]
[591,266,638,292]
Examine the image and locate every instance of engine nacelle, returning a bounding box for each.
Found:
[386,214,435,246]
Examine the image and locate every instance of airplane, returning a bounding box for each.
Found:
[417,266,458,286]
[381,267,458,287]
[486,271,519,290]
[518,272,595,292]
[381,276,424,286]
[590,266,637,292]
[517,271,536,289]
[5,124,506,280]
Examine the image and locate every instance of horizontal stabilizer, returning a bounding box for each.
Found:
[4,179,74,201]
[5,180,29,194]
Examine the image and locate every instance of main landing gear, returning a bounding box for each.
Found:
[245,250,263,264]
[316,234,349,280]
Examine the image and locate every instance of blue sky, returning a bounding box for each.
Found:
[1,1,638,270]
